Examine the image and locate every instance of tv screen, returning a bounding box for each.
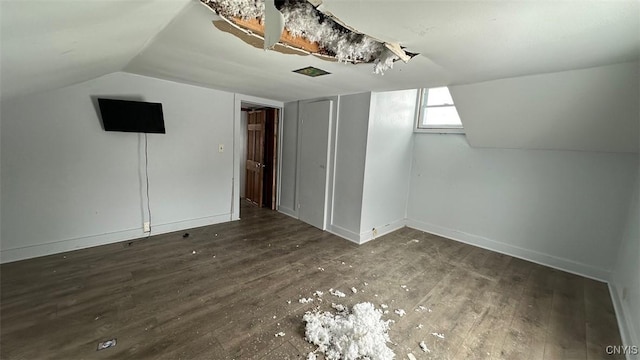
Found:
[98,98,166,134]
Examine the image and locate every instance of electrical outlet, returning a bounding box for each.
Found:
[143,222,150,233]
[218,144,224,153]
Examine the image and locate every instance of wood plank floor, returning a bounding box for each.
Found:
[1,202,624,360]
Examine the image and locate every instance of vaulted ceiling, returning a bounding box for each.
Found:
[2,0,638,102]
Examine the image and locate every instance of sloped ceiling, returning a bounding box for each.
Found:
[0,0,190,100]
[451,62,639,153]
[2,0,638,102]
[124,0,639,101]
[1,0,638,153]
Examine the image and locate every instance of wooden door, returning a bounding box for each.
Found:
[246,111,265,206]
[298,100,332,230]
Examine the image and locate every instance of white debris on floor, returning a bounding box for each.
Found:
[394,309,406,317]
[299,297,314,304]
[303,302,395,360]
[351,287,358,294]
[307,352,317,360]
[274,332,285,337]
[431,333,445,339]
[419,341,431,353]
[331,303,347,313]
[407,353,417,360]
[314,290,324,297]
[417,324,423,329]
[329,288,346,298]
[380,304,389,309]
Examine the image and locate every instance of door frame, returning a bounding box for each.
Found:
[233,95,284,220]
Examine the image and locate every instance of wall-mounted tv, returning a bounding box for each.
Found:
[98,98,166,134]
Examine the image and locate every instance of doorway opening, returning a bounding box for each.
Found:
[240,104,279,215]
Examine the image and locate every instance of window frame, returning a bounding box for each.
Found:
[414,87,465,134]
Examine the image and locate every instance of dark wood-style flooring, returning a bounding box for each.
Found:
[1,202,623,359]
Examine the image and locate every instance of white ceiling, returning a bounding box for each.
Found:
[0,0,190,100]
[1,0,638,102]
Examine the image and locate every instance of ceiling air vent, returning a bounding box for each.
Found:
[293,66,331,77]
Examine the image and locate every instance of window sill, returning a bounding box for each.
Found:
[414,127,465,134]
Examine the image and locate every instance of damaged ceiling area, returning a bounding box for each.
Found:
[200,0,417,74]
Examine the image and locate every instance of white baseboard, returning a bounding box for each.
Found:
[405,219,610,282]
[609,283,640,360]
[0,213,232,264]
[277,206,298,219]
[359,219,406,244]
[327,224,360,244]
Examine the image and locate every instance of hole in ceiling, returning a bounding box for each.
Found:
[200,0,418,74]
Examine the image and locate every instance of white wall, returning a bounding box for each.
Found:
[1,72,236,262]
[279,101,299,217]
[407,134,638,280]
[360,89,416,241]
[451,62,639,153]
[611,162,640,355]
[328,92,370,240]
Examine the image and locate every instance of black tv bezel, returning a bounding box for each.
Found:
[97,98,166,134]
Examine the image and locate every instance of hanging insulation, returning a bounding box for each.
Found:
[201,0,416,74]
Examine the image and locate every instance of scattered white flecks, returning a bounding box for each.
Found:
[318,267,325,272]
[303,302,395,360]
[428,309,433,313]
[419,306,427,311]
[287,300,292,304]
[374,294,379,297]
[192,250,196,254]
[349,265,353,268]
[273,315,277,319]
[351,287,358,294]
[420,341,431,353]
[400,285,407,289]
[407,353,417,360]
[212,255,216,258]
[215,233,218,237]
[394,309,406,317]
[380,304,389,309]
[431,333,445,339]
[341,262,346,265]
[383,310,389,314]
[329,288,346,298]
[313,290,324,297]
[417,324,424,329]
[364,282,369,286]
[299,298,314,304]
[331,303,347,312]
[275,332,285,337]
[307,352,317,360]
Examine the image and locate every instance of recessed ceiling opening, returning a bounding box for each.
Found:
[201,0,418,74]
[293,66,330,77]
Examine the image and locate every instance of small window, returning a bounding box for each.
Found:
[416,87,464,133]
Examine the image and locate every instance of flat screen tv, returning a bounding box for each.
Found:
[98,98,166,134]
